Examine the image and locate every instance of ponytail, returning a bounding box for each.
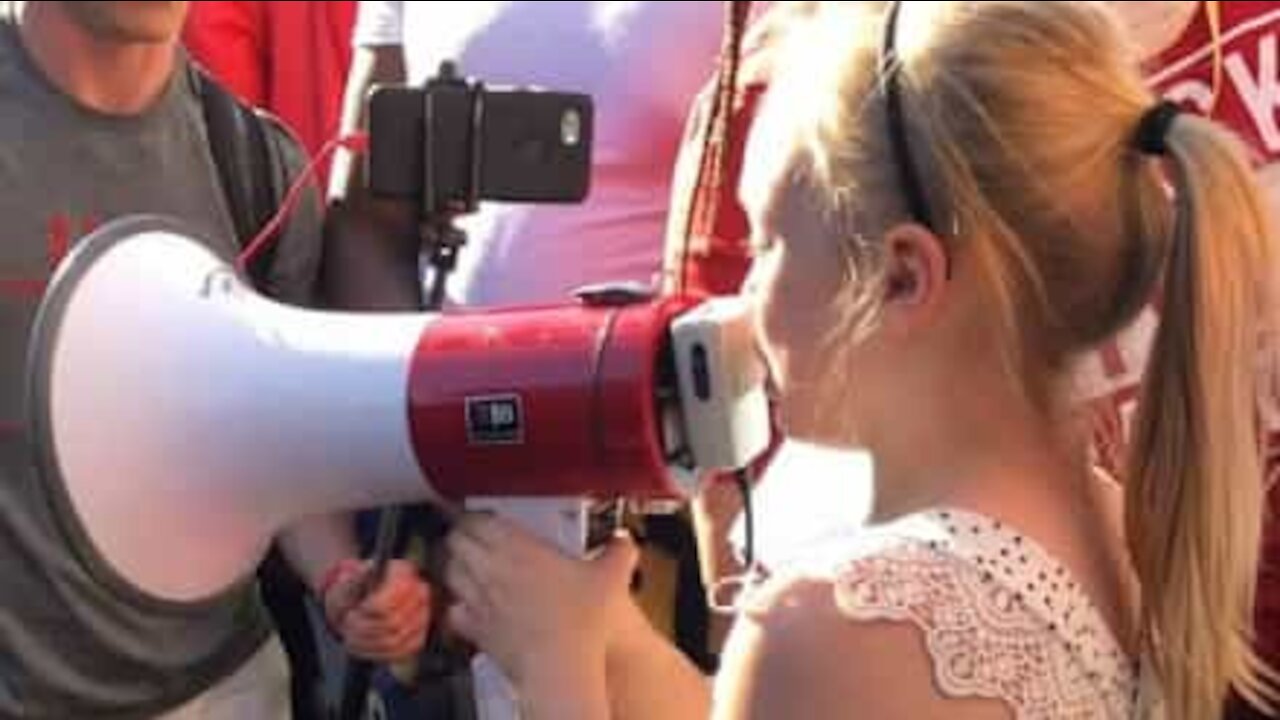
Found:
[1124,112,1278,719]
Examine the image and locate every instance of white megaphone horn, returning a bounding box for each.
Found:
[26,215,771,605]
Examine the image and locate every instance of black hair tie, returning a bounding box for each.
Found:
[1135,100,1183,156]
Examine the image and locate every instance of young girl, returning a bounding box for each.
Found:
[442,3,1277,718]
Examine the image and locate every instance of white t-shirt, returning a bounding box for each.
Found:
[354,1,725,307]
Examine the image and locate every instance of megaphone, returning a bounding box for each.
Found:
[26,215,771,604]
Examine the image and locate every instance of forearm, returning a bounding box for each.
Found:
[512,610,708,720]
[277,513,361,592]
[323,42,422,310]
[607,600,712,720]
[329,45,406,201]
[320,194,422,310]
[519,657,612,720]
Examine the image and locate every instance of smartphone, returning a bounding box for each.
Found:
[366,75,594,215]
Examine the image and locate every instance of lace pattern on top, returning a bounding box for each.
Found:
[830,509,1138,719]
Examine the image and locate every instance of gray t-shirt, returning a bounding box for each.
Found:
[0,10,322,718]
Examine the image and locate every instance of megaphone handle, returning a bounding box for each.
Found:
[336,500,405,719]
[365,505,405,583]
[335,216,464,718]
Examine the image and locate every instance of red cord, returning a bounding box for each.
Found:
[235,132,369,274]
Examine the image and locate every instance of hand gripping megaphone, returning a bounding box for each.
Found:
[25,215,772,605]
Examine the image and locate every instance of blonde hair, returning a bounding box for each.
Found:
[765,2,1277,716]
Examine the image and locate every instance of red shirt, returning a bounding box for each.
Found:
[184,1,357,186]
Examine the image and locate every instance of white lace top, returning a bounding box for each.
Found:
[762,508,1143,719]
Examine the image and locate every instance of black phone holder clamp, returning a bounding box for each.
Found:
[419,61,481,308]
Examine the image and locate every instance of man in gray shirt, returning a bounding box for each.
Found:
[0,2,432,717]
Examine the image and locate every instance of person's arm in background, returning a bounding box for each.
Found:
[324,0,418,309]
[322,41,417,310]
[327,42,404,202]
[183,1,267,107]
[328,0,406,202]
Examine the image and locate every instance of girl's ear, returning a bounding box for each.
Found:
[879,223,949,330]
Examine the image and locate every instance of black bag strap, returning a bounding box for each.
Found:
[189,64,281,291]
